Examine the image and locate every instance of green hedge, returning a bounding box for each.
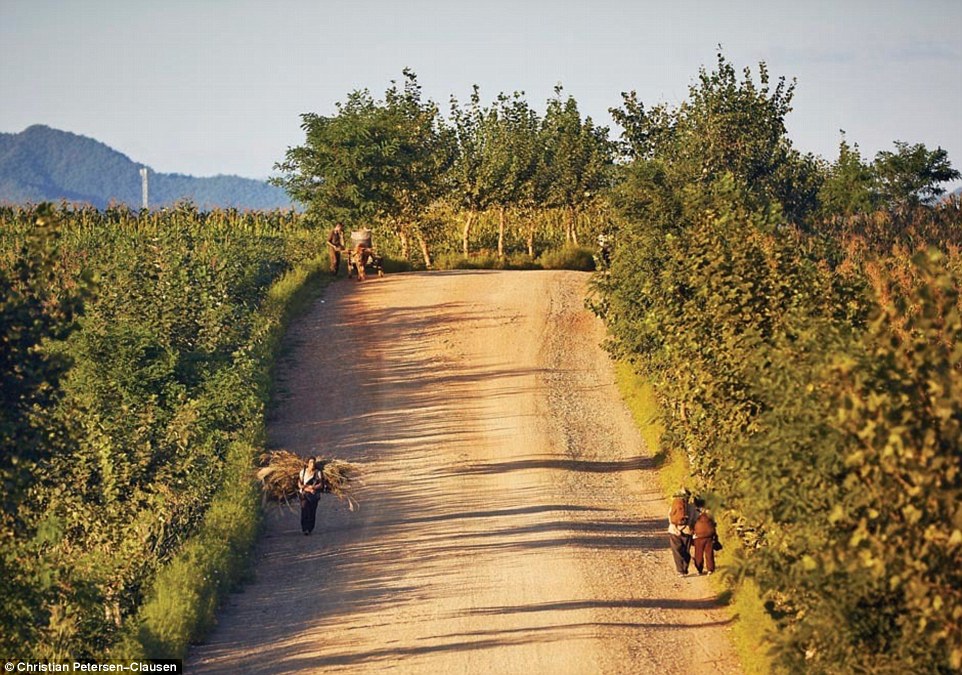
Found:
[0,204,326,659]
[596,182,962,672]
[120,259,328,657]
[537,245,596,271]
[432,246,595,271]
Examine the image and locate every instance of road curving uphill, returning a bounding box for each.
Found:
[188,270,739,674]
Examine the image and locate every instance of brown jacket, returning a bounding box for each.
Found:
[693,508,716,538]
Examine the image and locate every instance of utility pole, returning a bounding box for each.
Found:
[140,167,149,209]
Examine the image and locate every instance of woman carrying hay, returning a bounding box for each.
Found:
[257,449,360,518]
[297,456,328,535]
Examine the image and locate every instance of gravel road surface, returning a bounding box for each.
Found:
[188,270,739,674]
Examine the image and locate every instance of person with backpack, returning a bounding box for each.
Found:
[667,490,697,576]
[691,497,718,575]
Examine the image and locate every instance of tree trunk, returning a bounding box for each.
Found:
[567,205,578,245]
[398,227,411,260]
[498,205,506,259]
[417,229,433,269]
[527,225,535,258]
[462,210,475,258]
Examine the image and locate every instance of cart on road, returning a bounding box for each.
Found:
[346,229,384,280]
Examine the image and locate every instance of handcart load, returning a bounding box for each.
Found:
[347,228,384,280]
[350,228,373,249]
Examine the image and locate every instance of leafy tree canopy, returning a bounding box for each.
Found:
[611,51,821,225]
[539,86,614,212]
[273,69,452,227]
[873,141,960,208]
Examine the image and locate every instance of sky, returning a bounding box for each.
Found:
[1,0,960,189]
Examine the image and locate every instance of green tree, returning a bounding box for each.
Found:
[273,69,452,264]
[0,205,89,655]
[1,206,87,520]
[873,141,960,209]
[608,90,674,162]
[610,52,821,227]
[489,92,543,257]
[539,87,614,245]
[818,133,876,217]
[598,50,962,674]
[447,87,521,257]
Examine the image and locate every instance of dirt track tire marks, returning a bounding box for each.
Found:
[188,270,739,674]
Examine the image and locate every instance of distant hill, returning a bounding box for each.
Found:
[0,125,294,210]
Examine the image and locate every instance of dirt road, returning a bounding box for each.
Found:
[188,270,739,674]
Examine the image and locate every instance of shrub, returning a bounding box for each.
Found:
[433,252,541,271]
[433,252,499,270]
[537,245,596,271]
[0,204,327,658]
[597,182,962,672]
[504,252,541,270]
[379,255,414,274]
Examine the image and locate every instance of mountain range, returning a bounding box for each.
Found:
[0,125,294,210]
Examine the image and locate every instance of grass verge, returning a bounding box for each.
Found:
[117,257,330,658]
[613,360,777,674]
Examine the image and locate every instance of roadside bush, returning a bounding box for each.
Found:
[594,52,962,672]
[120,442,261,658]
[0,204,326,658]
[505,252,541,270]
[537,245,596,271]
[434,252,500,270]
[379,255,414,274]
[434,252,542,271]
[598,188,962,671]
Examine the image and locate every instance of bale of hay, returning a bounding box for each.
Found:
[320,459,362,511]
[256,450,361,511]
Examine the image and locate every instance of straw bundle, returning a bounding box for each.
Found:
[256,450,361,511]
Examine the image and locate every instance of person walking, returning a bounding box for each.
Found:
[327,222,345,276]
[298,456,326,535]
[668,490,697,576]
[691,497,718,575]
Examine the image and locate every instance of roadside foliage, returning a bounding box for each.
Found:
[0,203,323,658]
[273,71,616,268]
[593,53,962,672]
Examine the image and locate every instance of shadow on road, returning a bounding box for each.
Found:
[189,274,732,674]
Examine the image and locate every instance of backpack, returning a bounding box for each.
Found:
[669,497,688,527]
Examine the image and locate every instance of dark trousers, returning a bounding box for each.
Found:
[329,249,341,276]
[300,492,320,533]
[669,533,692,573]
[693,535,716,573]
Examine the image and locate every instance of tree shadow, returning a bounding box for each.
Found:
[454,455,658,476]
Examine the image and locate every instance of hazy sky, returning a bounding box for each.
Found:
[2,0,960,185]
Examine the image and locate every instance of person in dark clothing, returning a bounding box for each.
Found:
[327,222,345,276]
[298,456,325,535]
[692,497,718,575]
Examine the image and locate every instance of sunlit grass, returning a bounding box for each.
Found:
[613,361,663,463]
